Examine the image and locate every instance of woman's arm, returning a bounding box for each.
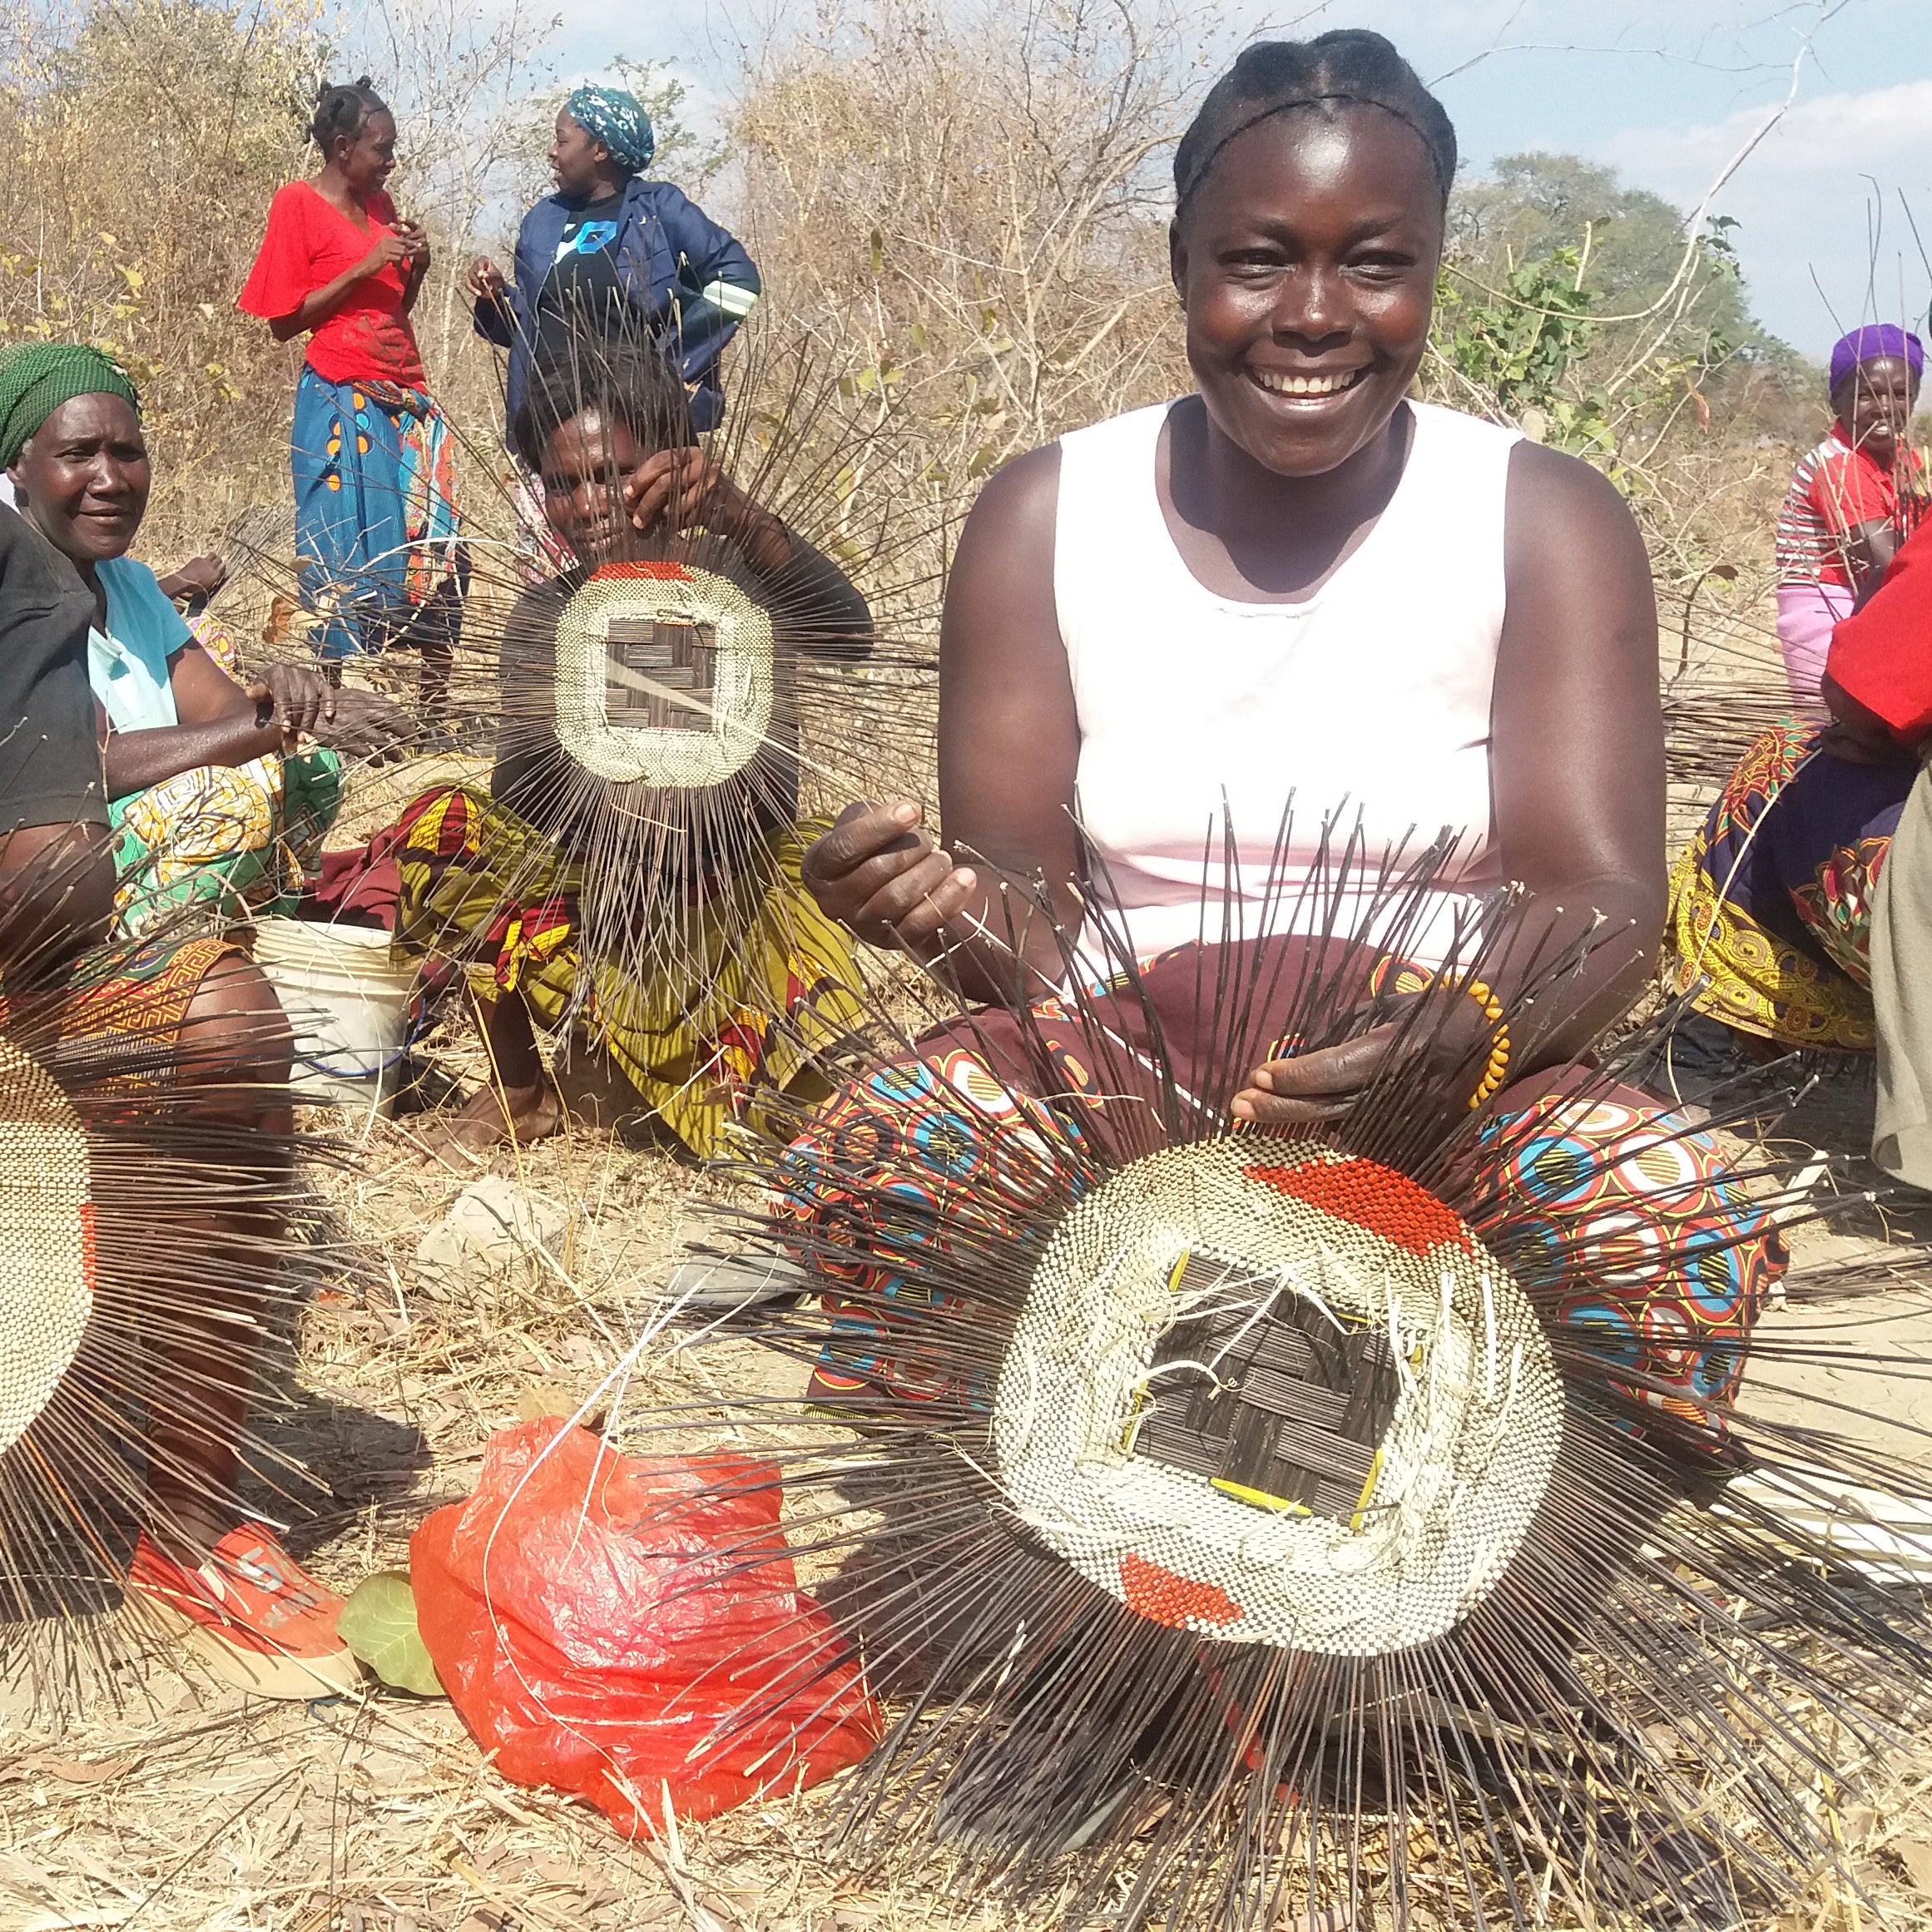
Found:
[103,650,409,795]
[802,446,1082,1001]
[1238,441,1663,1122]
[468,256,515,346]
[760,534,874,657]
[647,187,761,379]
[1484,440,1665,1053]
[1845,518,1901,605]
[102,644,283,795]
[268,229,413,342]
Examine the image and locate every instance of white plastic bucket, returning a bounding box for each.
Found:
[251,916,416,1117]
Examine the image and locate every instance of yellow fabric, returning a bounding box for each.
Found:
[395,784,867,1158]
[1666,830,1876,1051]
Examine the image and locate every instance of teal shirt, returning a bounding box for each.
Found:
[87,556,191,733]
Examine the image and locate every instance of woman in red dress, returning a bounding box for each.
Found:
[239,80,464,680]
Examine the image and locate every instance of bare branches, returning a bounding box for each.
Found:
[732,0,1215,510]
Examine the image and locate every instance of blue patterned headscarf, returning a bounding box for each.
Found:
[565,85,655,176]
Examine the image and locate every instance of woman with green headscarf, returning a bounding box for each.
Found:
[0,343,411,933]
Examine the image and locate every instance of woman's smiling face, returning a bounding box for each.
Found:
[12,392,150,566]
[1170,104,1443,479]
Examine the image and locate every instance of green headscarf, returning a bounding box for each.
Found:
[0,343,141,470]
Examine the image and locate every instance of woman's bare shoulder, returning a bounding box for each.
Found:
[960,442,1062,537]
[1504,438,1640,542]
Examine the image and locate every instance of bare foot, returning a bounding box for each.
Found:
[406,1079,563,1168]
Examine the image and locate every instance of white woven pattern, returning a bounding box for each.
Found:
[992,1137,1563,1656]
[553,564,774,787]
[0,1041,92,1454]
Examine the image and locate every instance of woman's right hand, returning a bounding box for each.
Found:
[247,662,333,744]
[802,800,978,950]
[466,255,507,301]
[245,666,412,760]
[358,230,414,280]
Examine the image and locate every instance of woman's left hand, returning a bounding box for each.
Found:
[623,449,790,572]
[156,553,229,604]
[313,686,415,760]
[392,218,430,264]
[1232,1027,1401,1125]
[1231,989,1501,1125]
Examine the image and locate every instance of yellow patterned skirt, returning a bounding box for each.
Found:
[391,785,866,1158]
[1667,723,1915,1051]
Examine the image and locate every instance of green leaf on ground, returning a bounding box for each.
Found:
[338,1571,443,1697]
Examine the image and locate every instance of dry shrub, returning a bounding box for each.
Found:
[0,0,323,543]
[733,0,1206,533]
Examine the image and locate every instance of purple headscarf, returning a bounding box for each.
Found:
[1830,324,1925,394]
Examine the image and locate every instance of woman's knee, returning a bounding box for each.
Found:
[176,955,295,1089]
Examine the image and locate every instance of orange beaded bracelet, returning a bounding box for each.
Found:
[1452,977,1511,1110]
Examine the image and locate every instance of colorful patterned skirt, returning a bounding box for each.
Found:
[108,750,341,937]
[773,941,1786,1430]
[291,368,465,661]
[391,785,866,1159]
[0,933,236,1102]
[1667,722,1917,1049]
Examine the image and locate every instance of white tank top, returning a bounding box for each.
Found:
[1054,399,1519,970]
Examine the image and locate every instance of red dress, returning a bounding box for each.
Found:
[237,180,427,389]
[1827,517,1932,740]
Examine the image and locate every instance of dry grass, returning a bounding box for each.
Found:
[0,1023,1921,1930]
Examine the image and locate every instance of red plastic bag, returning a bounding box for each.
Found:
[411,1419,879,1830]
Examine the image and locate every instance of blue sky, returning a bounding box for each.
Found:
[545,0,1932,359]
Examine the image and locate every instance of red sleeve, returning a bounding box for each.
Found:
[1826,518,1932,739]
[1810,447,1892,535]
[237,183,319,321]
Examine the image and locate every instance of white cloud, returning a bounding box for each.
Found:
[1598,81,1932,357]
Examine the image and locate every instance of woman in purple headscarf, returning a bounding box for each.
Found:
[1772,323,1927,707]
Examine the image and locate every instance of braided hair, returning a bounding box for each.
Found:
[311,77,389,158]
[1173,32,1456,218]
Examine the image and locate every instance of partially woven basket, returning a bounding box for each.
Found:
[0,1038,94,1454]
[993,1136,1563,1656]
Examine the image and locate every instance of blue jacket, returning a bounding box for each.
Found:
[474,177,760,433]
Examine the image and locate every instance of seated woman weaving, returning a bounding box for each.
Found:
[0,344,409,934]
[0,482,361,1698]
[1667,514,1932,1053]
[786,30,1783,1417]
[395,343,869,1162]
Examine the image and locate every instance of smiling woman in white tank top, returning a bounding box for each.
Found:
[805,28,1664,1125]
[767,45,1796,1919]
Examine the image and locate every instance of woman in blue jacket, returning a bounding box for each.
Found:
[466,86,760,433]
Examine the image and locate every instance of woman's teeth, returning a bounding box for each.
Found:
[1253,368,1364,397]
